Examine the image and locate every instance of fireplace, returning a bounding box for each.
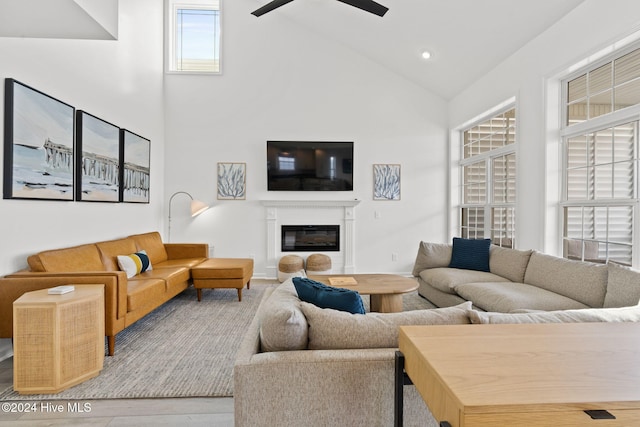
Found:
[282,225,340,252]
[261,199,360,276]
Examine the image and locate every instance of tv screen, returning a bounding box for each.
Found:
[267,141,353,191]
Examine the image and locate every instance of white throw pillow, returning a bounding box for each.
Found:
[116,250,152,279]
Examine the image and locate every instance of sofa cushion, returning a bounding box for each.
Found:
[131,267,190,291]
[154,258,207,269]
[258,281,308,352]
[523,252,607,308]
[126,278,166,312]
[293,277,365,314]
[300,301,472,350]
[604,262,640,308]
[96,237,138,271]
[129,232,168,265]
[117,250,152,278]
[449,238,491,272]
[489,246,533,283]
[419,267,509,295]
[27,244,106,272]
[468,304,640,324]
[412,241,452,275]
[454,282,589,312]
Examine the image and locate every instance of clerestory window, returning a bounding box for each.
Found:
[166,0,221,74]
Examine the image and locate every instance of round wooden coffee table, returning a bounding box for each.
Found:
[307,274,418,313]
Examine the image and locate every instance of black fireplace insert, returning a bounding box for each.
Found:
[281,225,340,252]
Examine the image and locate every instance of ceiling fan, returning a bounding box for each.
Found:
[251,0,389,18]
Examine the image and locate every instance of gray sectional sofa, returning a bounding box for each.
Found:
[413,241,640,311]
[235,252,640,427]
[233,280,474,427]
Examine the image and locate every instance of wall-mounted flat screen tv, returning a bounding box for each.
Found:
[267,141,353,191]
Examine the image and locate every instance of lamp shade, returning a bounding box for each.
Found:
[190,199,209,217]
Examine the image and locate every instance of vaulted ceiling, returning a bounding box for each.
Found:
[0,0,118,40]
[0,0,587,100]
[251,0,586,99]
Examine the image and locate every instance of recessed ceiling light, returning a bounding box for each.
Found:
[421,51,432,60]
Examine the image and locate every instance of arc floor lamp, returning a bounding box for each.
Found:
[168,191,209,242]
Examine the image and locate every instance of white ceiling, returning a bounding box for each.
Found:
[252,0,586,99]
[0,0,586,100]
[0,0,118,40]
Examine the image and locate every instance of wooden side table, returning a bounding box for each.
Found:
[13,285,105,394]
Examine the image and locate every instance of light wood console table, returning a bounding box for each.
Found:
[396,322,640,426]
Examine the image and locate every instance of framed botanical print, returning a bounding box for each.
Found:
[3,78,75,200]
[217,162,246,200]
[373,164,401,201]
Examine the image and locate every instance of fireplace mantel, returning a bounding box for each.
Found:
[261,200,361,208]
[261,200,361,277]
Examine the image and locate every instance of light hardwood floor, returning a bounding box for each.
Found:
[0,357,234,426]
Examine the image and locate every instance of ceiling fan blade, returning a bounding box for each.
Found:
[336,0,388,17]
[252,0,296,17]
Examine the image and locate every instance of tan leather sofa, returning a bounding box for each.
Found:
[0,232,207,356]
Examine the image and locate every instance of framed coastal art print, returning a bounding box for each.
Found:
[373,164,401,201]
[3,78,75,200]
[217,162,246,200]
[120,129,150,203]
[75,111,121,202]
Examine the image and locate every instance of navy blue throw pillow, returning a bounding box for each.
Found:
[292,277,366,314]
[448,237,491,272]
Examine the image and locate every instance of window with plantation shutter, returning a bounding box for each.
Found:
[561,44,640,266]
[460,108,516,247]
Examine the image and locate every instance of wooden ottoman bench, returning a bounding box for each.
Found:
[191,258,254,302]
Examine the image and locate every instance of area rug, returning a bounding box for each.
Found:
[0,282,273,401]
[0,279,435,401]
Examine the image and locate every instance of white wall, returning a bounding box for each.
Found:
[0,0,165,277]
[0,0,164,359]
[164,1,449,276]
[448,0,640,255]
[0,0,637,360]
[0,0,636,284]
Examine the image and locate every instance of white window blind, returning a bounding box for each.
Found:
[562,45,640,266]
[460,108,516,247]
[563,122,637,265]
[567,48,640,126]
